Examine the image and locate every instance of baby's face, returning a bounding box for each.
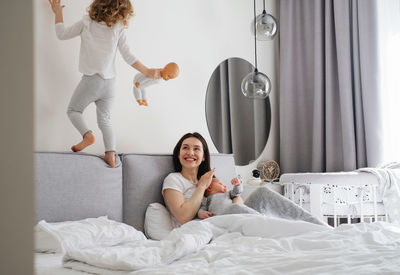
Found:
[162,63,179,80]
[208,178,227,194]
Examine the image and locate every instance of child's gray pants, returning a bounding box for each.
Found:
[67,74,116,152]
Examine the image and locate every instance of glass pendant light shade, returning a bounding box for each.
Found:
[241,70,271,99]
[256,11,278,41]
[242,0,272,99]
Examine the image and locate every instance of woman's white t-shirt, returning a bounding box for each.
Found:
[162,172,197,200]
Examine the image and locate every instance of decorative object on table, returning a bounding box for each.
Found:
[241,0,272,99]
[259,160,280,182]
[254,0,278,41]
[247,169,264,186]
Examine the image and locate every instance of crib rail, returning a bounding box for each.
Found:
[281,182,387,227]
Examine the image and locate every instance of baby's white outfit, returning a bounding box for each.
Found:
[133,73,163,102]
[55,15,137,151]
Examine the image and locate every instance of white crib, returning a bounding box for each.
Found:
[279,172,388,227]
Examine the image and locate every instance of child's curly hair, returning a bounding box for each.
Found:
[88,0,134,28]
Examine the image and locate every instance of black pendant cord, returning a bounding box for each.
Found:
[263,0,266,12]
[253,0,258,73]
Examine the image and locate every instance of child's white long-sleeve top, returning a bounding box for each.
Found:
[55,15,137,79]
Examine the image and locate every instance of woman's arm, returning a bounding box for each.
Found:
[164,186,207,224]
[164,169,216,224]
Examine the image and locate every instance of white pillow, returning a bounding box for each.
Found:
[144,203,180,240]
[35,216,146,253]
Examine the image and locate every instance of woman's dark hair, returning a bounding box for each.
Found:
[173,132,211,180]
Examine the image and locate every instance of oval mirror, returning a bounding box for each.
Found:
[205,57,271,166]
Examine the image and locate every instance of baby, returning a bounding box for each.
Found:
[133,62,179,106]
[198,177,259,219]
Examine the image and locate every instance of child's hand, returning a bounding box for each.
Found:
[48,0,65,14]
[145,68,162,79]
[198,211,213,219]
[231,177,241,186]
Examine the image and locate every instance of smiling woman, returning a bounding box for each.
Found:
[162,132,216,224]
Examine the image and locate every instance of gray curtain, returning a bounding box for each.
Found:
[279,0,383,173]
[206,58,271,166]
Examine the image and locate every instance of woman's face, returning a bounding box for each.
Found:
[179,137,205,170]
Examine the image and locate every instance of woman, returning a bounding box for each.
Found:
[162,132,216,224]
[163,132,325,226]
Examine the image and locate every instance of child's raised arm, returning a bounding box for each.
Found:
[48,0,65,24]
[132,60,162,79]
[49,0,83,40]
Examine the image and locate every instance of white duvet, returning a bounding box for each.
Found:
[37,215,400,274]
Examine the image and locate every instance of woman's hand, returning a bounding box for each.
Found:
[197,168,216,190]
[198,211,213,219]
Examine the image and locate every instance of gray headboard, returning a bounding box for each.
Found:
[35,152,236,232]
[35,152,123,223]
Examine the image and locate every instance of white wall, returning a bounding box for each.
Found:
[35,0,279,179]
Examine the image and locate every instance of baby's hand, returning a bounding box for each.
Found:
[198,211,213,219]
[231,177,241,186]
[145,68,162,79]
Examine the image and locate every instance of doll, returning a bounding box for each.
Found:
[133,62,179,106]
[197,177,259,219]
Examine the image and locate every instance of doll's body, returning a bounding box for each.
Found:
[133,62,179,106]
[197,177,259,218]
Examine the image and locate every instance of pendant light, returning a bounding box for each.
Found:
[241,0,271,99]
[255,0,278,41]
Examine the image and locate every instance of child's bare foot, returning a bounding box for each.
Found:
[137,100,143,105]
[101,151,116,167]
[142,100,148,106]
[71,131,95,152]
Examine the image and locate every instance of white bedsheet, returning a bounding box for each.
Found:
[35,253,85,275]
[38,214,400,274]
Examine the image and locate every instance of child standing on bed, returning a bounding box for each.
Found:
[48,0,161,167]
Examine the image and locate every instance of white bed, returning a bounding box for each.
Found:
[35,253,82,275]
[34,153,400,274]
[35,215,400,274]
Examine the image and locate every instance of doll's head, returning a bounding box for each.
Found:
[205,177,227,197]
[161,62,179,81]
[88,0,134,27]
